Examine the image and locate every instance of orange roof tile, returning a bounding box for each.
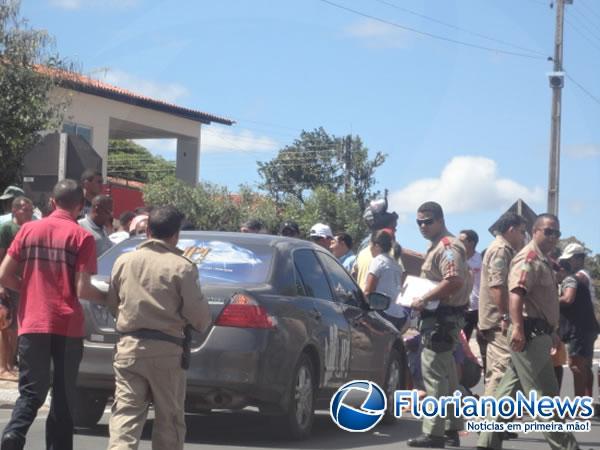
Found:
[41,67,234,126]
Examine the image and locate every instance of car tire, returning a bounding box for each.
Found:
[279,353,315,440]
[382,348,404,425]
[73,388,109,428]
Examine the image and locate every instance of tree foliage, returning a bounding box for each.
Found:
[0,0,68,189]
[257,127,386,210]
[108,139,175,183]
[143,178,367,246]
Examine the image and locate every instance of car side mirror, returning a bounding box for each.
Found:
[367,292,391,311]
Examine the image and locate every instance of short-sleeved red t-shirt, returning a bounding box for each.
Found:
[7,209,97,337]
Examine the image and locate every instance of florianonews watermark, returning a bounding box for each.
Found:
[329,382,594,433]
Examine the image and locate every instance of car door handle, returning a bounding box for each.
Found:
[310,308,322,321]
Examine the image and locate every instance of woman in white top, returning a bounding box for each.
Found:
[363,230,407,330]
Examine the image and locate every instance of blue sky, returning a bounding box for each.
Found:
[25,0,600,253]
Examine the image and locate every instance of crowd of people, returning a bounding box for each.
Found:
[0,172,597,450]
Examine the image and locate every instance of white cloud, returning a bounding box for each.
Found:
[50,0,139,10]
[202,128,279,153]
[568,200,585,215]
[50,0,80,9]
[344,19,410,49]
[133,129,279,157]
[95,69,189,104]
[565,144,600,159]
[133,139,176,159]
[389,156,544,214]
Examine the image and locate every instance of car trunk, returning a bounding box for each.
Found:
[82,277,272,348]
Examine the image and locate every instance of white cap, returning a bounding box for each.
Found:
[559,243,587,260]
[309,223,333,239]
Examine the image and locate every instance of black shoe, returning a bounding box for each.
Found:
[444,430,460,447]
[476,447,494,450]
[1,432,24,450]
[407,434,445,448]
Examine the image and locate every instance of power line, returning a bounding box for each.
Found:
[579,0,600,23]
[565,72,600,106]
[565,16,600,53]
[568,9,600,43]
[318,0,547,59]
[372,0,547,57]
[521,0,550,6]
[571,5,600,37]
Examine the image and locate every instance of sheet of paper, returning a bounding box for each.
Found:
[395,275,440,311]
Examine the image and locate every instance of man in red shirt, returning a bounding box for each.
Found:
[0,179,107,450]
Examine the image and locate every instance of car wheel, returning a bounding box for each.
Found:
[73,388,108,428]
[382,349,404,425]
[280,353,315,440]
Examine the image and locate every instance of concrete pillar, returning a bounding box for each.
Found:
[176,136,200,185]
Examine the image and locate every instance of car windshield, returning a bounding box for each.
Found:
[98,237,273,285]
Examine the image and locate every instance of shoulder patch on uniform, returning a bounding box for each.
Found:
[445,249,455,261]
[441,237,452,248]
[493,258,506,270]
[525,250,538,263]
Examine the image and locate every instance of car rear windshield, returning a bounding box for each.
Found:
[98,238,273,285]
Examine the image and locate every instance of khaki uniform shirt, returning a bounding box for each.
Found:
[355,246,372,291]
[508,240,559,329]
[478,235,516,331]
[421,233,471,307]
[108,239,211,356]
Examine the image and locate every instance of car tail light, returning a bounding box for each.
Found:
[215,293,275,329]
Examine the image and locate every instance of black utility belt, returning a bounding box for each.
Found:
[421,305,466,319]
[523,317,554,339]
[119,328,184,347]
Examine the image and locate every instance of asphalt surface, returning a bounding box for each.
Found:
[0,347,598,449]
[0,408,597,450]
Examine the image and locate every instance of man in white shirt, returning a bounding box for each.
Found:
[458,230,482,341]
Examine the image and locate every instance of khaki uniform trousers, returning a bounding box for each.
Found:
[477,331,579,450]
[482,329,512,397]
[420,314,464,437]
[108,353,186,450]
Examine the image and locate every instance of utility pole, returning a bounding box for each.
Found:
[343,135,352,195]
[547,0,571,215]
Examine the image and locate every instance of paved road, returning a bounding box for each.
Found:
[0,408,598,450]
[0,347,599,449]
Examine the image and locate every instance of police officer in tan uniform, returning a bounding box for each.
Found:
[107,206,211,450]
[477,214,580,450]
[408,202,471,449]
[478,212,527,397]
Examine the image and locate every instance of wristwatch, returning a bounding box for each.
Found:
[501,313,510,322]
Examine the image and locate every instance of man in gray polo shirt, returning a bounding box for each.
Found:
[78,195,113,257]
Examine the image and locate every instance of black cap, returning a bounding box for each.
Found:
[279,220,300,235]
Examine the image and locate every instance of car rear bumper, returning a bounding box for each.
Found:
[78,326,292,411]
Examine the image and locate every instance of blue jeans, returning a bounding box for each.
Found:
[2,334,83,450]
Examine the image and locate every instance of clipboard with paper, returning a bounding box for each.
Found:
[395,275,440,311]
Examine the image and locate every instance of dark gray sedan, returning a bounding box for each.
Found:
[76,231,408,439]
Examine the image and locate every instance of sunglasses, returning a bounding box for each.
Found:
[541,228,561,238]
[416,218,435,227]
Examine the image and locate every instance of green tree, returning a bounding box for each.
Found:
[108,139,175,183]
[257,127,386,209]
[285,187,365,244]
[236,184,280,234]
[0,0,69,189]
[258,128,340,204]
[143,177,241,231]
